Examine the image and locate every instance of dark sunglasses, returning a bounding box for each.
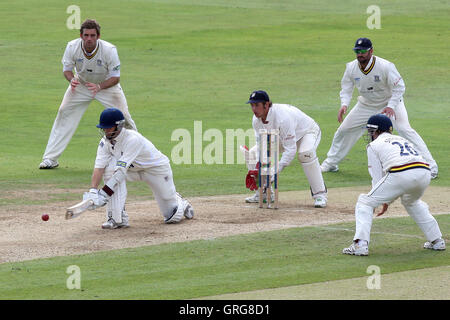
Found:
[354,48,370,54]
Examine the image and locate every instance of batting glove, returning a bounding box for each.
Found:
[83,188,109,208]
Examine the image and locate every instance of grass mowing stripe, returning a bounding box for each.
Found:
[0,214,448,299]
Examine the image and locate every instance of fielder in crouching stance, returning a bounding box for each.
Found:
[243,90,328,208]
[343,114,445,256]
[84,108,194,229]
[39,19,137,170]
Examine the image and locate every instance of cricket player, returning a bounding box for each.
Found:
[321,38,438,179]
[243,90,328,208]
[343,114,445,256]
[83,108,194,229]
[39,19,137,169]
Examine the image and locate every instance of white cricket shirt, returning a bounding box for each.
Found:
[340,55,405,110]
[95,129,170,170]
[252,103,317,168]
[367,132,427,186]
[62,38,121,84]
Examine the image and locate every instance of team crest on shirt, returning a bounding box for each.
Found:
[374,75,380,82]
[97,59,102,66]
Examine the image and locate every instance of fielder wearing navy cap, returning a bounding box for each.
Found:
[247,90,270,104]
[353,38,372,51]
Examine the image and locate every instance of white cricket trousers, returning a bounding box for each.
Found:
[354,168,442,243]
[325,100,437,170]
[104,160,179,223]
[247,123,327,198]
[42,83,137,161]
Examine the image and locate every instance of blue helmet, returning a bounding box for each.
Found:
[97,108,125,129]
[366,114,393,142]
[367,114,393,133]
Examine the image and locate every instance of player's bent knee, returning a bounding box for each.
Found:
[298,150,317,163]
[357,194,378,207]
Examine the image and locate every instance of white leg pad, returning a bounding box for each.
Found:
[299,154,327,198]
[104,163,127,224]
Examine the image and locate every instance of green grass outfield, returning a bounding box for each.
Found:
[0,0,449,301]
[0,215,448,299]
[0,0,449,197]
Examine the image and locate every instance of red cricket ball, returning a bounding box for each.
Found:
[42,214,49,221]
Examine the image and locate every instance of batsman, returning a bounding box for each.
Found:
[80,108,194,229]
[243,90,328,208]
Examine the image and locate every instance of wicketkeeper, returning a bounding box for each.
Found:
[242,90,328,208]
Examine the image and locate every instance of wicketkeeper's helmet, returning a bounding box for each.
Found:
[97,108,125,129]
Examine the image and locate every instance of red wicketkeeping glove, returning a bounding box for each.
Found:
[245,170,259,191]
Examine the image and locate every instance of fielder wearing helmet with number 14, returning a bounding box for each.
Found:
[83,108,194,229]
[342,114,445,256]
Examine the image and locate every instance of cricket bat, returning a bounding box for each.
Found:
[65,199,94,220]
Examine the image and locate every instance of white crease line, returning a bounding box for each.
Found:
[197,202,450,217]
[315,226,426,240]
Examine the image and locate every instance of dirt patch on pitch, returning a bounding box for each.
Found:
[0,186,448,264]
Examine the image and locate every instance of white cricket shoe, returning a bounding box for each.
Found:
[423,238,446,250]
[245,192,260,203]
[39,159,59,169]
[165,193,194,223]
[314,196,327,208]
[342,241,369,256]
[245,190,274,203]
[101,217,129,229]
[183,199,194,219]
[430,169,438,180]
[320,160,339,173]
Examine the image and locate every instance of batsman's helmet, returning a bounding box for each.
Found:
[97,108,125,129]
